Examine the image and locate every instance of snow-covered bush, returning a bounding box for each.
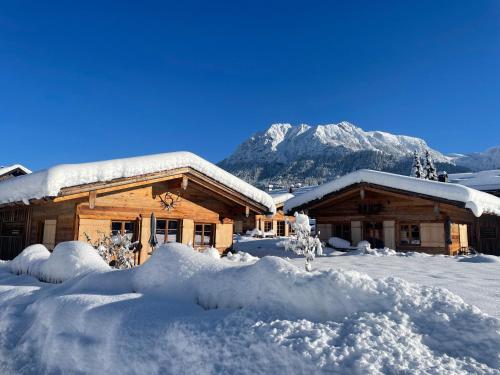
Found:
[10,244,50,277]
[282,212,322,271]
[202,246,221,259]
[328,237,351,249]
[85,231,137,269]
[39,241,110,283]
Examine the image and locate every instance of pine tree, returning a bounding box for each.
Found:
[424,150,438,181]
[411,150,424,178]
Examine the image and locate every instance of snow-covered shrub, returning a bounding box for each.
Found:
[10,244,50,277]
[225,251,259,263]
[357,240,371,252]
[85,231,137,269]
[202,246,221,259]
[282,212,321,271]
[39,241,110,283]
[328,237,351,249]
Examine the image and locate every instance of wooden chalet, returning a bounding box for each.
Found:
[235,193,295,236]
[0,152,275,263]
[0,164,31,181]
[285,170,500,256]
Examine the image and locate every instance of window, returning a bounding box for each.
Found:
[399,224,420,246]
[111,221,136,241]
[156,219,180,243]
[333,223,351,242]
[276,221,286,236]
[194,223,213,248]
[264,221,273,233]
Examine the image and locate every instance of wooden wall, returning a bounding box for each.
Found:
[29,201,77,248]
[307,185,478,255]
[74,178,241,261]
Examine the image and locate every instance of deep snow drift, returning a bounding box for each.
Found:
[0,242,499,374]
[10,241,109,283]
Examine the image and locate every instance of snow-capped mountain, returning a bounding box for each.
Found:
[452,146,500,171]
[218,122,474,187]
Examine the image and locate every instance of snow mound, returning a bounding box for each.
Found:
[2,242,500,373]
[357,240,371,251]
[225,251,259,263]
[364,247,398,256]
[458,254,500,263]
[247,228,263,237]
[202,247,221,259]
[328,237,351,248]
[39,241,110,283]
[10,244,50,277]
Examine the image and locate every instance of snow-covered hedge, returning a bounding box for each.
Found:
[10,241,110,283]
[10,244,50,277]
[39,241,110,283]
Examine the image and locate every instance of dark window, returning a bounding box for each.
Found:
[1,222,24,236]
[156,219,180,243]
[399,224,420,246]
[194,223,213,248]
[480,226,497,240]
[333,223,351,241]
[264,221,273,232]
[277,221,286,236]
[111,221,136,241]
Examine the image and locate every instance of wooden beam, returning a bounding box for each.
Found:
[182,175,189,190]
[89,191,97,209]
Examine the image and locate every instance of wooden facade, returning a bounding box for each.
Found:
[0,167,270,262]
[289,182,500,256]
[235,204,294,237]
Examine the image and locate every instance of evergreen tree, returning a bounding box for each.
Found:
[411,150,424,178]
[424,150,438,181]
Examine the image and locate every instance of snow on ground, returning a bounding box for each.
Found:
[0,241,499,374]
[235,237,500,320]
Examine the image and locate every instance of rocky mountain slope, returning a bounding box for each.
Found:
[218,122,487,187]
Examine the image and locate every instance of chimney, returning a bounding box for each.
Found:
[438,172,448,183]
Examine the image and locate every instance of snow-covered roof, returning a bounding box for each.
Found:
[284,169,500,217]
[270,193,295,206]
[0,152,276,213]
[0,164,32,177]
[449,170,500,192]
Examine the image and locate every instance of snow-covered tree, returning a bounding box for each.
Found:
[411,150,424,178]
[84,231,138,269]
[283,212,322,271]
[424,150,438,181]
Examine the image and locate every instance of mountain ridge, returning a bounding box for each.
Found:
[218,122,498,187]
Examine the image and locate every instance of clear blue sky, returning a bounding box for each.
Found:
[1,1,499,171]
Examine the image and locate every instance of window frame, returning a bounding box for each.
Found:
[399,223,421,246]
[111,220,137,241]
[333,222,351,242]
[194,223,214,248]
[276,221,286,237]
[155,219,181,243]
[263,220,273,233]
